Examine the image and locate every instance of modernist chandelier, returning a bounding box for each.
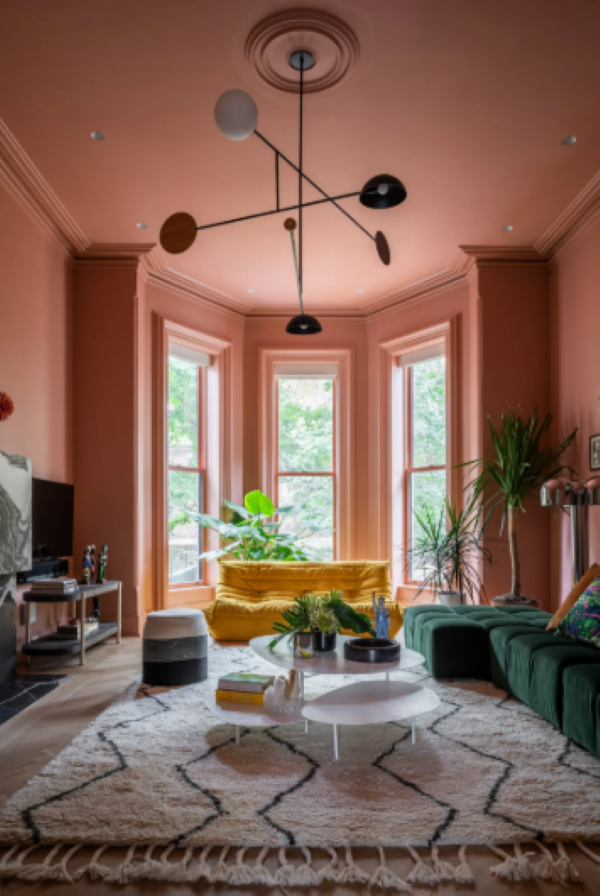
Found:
[159,50,407,334]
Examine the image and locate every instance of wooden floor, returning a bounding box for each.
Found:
[1,638,599,895]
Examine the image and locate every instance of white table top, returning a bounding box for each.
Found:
[204,691,305,727]
[250,634,425,676]
[301,679,440,726]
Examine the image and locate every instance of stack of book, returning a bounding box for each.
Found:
[55,620,100,640]
[216,673,274,706]
[30,578,78,595]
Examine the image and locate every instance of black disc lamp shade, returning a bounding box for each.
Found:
[286,313,323,335]
[360,174,407,210]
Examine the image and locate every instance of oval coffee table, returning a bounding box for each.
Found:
[250,634,425,695]
[204,691,306,744]
[302,679,440,760]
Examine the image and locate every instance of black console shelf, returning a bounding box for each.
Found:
[23,623,119,657]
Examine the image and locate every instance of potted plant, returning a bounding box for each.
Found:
[186,489,331,562]
[462,408,576,602]
[400,496,493,605]
[269,589,374,651]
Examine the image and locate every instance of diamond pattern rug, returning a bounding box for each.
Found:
[0,642,599,886]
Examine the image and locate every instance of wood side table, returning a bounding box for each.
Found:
[23,581,122,666]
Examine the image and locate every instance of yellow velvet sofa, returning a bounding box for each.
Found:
[204,560,403,642]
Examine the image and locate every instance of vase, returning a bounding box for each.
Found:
[293,631,314,657]
[313,631,336,652]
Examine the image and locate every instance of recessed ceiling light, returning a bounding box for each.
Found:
[356,289,364,294]
[502,225,513,232]
[562,136,577,145]
[136,222,148,229]
[91,131,105,141]
[248,288,256,293]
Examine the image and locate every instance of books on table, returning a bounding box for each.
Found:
[30,578,78,594]
[216,673,274,707]
[55,621,100,640]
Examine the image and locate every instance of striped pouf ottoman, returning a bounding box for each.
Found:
[143,608,208,686]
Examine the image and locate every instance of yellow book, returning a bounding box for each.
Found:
[216,689,264,705]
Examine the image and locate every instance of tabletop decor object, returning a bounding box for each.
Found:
[269,590,374,651]
[343,637,401,664]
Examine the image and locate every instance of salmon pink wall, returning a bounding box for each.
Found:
[0,182,73,648]
[550,213,600,609]
[475,261,551,606]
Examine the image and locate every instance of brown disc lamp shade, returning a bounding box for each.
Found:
[158,50,407,334]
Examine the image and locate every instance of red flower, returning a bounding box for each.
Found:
[0,391,15,422]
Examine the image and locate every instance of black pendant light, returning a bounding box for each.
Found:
[286,313,323,335]
[360,174,407,210]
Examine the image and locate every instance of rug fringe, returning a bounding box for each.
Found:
[406,846,438,885]
[369,845,412,891]
[0,839,595,886]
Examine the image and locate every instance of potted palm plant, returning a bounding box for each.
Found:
[462,408,576,602]
[400,497,493,604]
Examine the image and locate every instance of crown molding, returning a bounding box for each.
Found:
[74,243,156,268]
[536,171,600,257]
[246,307,366,324]
[141,248,251,319]
[459,245,545,265]
[0,117,89,255]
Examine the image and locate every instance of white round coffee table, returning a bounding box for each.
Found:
[301,679,440,760]
[250,635,425,694]
[204,691,306,743]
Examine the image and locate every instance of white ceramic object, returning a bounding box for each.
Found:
[437,590,463,607]
[301,679,440,759]
[214,89,258,141]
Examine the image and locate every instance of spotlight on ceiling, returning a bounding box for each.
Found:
[91,131,105,140]
[286,314,323,335]
[160,212,198,254]
[502,225,514,232]
[562,136,577,146]
[136,222,148,229]
[215,90,258,141]
[360,174,407,210]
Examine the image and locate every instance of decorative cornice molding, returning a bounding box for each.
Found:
[246,308,366,324]
[459,245,545,263]
[536,171,600,257]
[0,117,89,255]
[74,243,156,269]
[141,248,251,319]
[361,252,475,320]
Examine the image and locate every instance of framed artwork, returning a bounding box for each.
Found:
[591,434,600,471]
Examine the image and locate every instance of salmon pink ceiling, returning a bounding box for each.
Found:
[1,0,599,311]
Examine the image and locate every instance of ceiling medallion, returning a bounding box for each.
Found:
[160,47,407,335]
[245,9,359,94]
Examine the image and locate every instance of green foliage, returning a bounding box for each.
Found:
[461,408,577,532]
[278,379,335,561]
[412,357,446,467]
[186,490,331,562]
[269,589,375,650]
[399,496,493,603]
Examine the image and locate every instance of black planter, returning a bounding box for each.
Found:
[313,631,337,652]
[344,637,400,664]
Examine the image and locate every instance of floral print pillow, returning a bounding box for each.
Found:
[557,575,600,648]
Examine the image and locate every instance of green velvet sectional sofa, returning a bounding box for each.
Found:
[404,603,600,758]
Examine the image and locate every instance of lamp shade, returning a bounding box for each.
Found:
[214,90,258,141]
[360,174,407,210]
[286,314,323,335]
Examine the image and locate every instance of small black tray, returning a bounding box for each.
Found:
[344,638,400,664]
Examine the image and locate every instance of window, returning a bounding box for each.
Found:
[403,349,447,581]
[167,344,208,586]
[276,376,336,560]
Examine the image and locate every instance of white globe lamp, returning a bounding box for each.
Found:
[214,90,258,141]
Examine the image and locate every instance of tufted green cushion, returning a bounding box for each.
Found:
[488,624,547,691]
[419,617,490,679]
[562,664,600,757]
[404,604,451,647]
[506,633,575,705]
[529,645,600,728]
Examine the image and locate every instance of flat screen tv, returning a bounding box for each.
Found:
[31,478,74,561]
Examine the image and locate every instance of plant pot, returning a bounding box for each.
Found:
[344,638,400,664]
[437,591,463,607]
[313,631,336,652]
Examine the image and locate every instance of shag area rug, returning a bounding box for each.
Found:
[1,642,600,888]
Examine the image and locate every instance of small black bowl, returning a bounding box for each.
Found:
[344,638,400,664]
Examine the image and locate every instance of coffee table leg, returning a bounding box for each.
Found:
[411,717,416,744]
[304,719,308,734]
[386,672,390,681]
[333,724,339,761]
[235,726,240,745]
